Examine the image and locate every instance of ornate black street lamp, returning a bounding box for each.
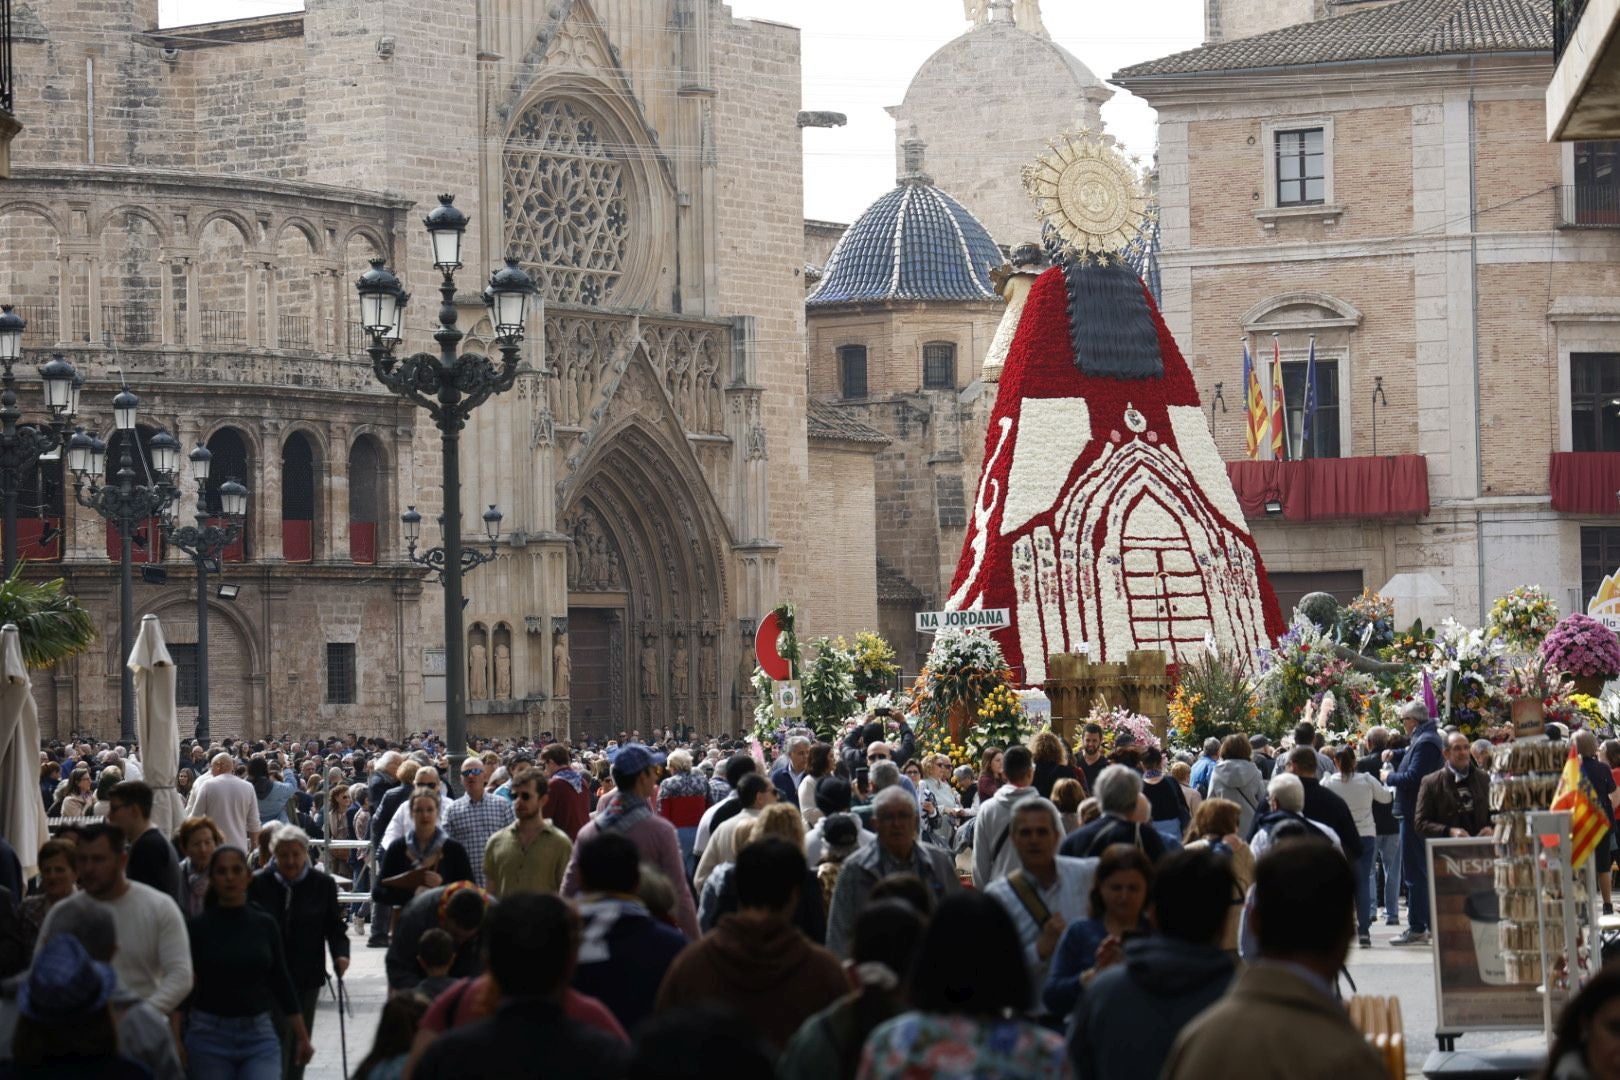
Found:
[399,502,503,585]
[162,443,248,744]
[355,192,534,791]
[68,388,180,739]
[0,306,82,577]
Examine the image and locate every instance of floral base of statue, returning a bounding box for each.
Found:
[1572,674,1608,699]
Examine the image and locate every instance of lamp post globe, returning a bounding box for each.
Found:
[0,307,23,363]
[423,193,469,272]
[38,355,77,415]
[355,260,403,339]
[189,444,212,485]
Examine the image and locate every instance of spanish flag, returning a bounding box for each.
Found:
[1243,339,1266,461]
[1269,334,1289,461]
[1551,744,1610,870]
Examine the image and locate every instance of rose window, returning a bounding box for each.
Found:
[504,100,631,307]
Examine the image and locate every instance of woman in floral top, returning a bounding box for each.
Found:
[857,891,1071,1080]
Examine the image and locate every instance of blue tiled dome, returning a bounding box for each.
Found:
[807,175,1002,307]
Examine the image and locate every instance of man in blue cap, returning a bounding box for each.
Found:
[561,744,699,939]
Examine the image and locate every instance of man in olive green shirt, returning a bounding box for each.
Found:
[483,770,572,898]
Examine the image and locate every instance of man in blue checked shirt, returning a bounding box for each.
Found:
[443,758,515,889]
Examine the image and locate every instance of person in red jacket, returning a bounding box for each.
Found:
[541,743,590,841]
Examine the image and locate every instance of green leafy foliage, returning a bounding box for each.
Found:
[0,566,97,669]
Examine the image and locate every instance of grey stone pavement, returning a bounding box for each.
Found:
[1345,917,1548,1077]
[306,906,1553,1080]
[307,927,390,1080]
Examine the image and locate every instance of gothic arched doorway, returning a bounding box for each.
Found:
[560,425,726,742]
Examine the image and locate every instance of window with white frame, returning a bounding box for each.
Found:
[1275,129,1326,206]
[1258,118,1336,221]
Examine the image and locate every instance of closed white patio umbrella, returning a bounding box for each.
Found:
[0,623,48,877]
[130,613,183,837]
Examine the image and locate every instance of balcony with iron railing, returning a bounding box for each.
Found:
[1560,184,1620,227]
[1549,0,1620,140]
[1556,0,1592,61]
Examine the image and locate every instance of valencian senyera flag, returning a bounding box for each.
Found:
[1551,743,1611,869]
[1243,340,1266,461]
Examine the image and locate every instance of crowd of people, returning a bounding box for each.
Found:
[2,704,1620,1078]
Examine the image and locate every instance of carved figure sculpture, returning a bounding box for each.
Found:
[553,634,571,698]
[641,638,659,698]
[700,641,718,697]
[671,639,689,698]
[469,643,489,700]
[494,643,512,700]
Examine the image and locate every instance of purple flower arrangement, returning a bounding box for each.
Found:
[1540,613,1620,679]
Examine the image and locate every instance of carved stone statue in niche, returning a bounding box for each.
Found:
[640,636,659,698]
[494,644,512,700]
[553,633,571,698]
[671,637,689,699]
[469,643,489,700]
[565,509,626,591]
[700,639,718,697]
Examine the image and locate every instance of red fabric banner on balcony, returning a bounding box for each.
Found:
[350,521,377,565]
[1549,452,1620,514]
[203,517,246,563]
[18,518,61,562]
[1226,455,1430,522]
[283,519,314,563]
[106,519,162,563]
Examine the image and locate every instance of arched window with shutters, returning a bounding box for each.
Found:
[348,435,386,565]
[922,341,957,390]
[204,427,251,562]
[281,432,318,563]
[839,344,868,399]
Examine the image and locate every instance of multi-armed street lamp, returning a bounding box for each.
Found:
[67,387,182,740]
[0,306,84,577]
[354,193,534,792]
[161,445,249,744]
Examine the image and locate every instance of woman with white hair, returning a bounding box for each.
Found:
[247,824,351,1080]
[1248,773,1341,859]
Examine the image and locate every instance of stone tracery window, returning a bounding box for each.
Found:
[504,99,631,307]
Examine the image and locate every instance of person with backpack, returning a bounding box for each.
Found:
[1059,766,1168,863]
[971,745,1039,887]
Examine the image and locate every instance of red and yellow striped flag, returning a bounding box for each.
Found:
[1243,340,1266,461]
[1551,744,1611,869]
[1269,335,1289,461]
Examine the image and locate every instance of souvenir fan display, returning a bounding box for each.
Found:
[1488,735,1597,989]
[947,131,1286,685]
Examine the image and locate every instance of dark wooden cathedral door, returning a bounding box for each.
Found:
[568,607,618,743]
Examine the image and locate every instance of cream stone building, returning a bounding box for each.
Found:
[1,0,878,742]
[1115,0,1620,624]
[889,1,1111,252]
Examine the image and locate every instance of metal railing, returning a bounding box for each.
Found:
[1560,184,1620,227]
[201,309,246,345]
[278,313,311,349]
[100,304,157,344]
[15,304,56,344]
[1556,0,1592,61]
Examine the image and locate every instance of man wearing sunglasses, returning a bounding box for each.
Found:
[444,759,514,890]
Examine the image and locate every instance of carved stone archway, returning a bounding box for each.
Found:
[560,422,727,740]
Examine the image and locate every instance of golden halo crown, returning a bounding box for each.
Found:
[1022,130,1147,262]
